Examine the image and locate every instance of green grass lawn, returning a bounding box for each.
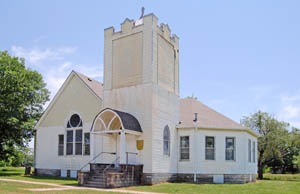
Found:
[0,181,121,194]
[127,174,300,194]
[0,167,77,185]
[0,181,54,194]
[0,167,299,194]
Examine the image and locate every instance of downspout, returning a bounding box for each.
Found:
[33,129,37,173]
[193,113,198,183]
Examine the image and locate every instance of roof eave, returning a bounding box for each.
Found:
[177,126,259,137]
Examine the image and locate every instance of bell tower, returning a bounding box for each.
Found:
[103,13,179,183]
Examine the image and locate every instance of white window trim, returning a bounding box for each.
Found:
[205,136,216,160]
[179,136,190,161]
[225,137,236,161]
[248,139,252,163]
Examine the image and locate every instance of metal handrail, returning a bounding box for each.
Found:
[102,156,120,186]
[79,151,116,171]
[103,156,120,173]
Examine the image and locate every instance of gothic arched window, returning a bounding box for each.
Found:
[163,125,170,156]
[66,114,83,155]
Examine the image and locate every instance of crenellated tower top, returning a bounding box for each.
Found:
[104,13,179,45]
[104,12,179,96]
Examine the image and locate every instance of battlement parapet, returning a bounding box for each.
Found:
[104,13,178,44]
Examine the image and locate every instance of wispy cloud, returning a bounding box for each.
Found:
[278,91,300,128]
[11,46,77,65]
[11,45,103,108]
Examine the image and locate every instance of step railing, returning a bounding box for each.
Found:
[103,156,120,186]
[79,151,116,171]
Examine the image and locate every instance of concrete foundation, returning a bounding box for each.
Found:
[35,168,61,177]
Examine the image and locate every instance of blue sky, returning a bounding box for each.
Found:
[1,0,300,128]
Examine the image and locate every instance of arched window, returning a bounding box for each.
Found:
[163,125,170,156]
[66,114,83,155]
[57,113,90,156]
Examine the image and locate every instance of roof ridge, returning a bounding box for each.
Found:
[73,70,103,100]
[180,97,246,129]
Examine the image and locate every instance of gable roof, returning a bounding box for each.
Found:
[74,71,103,99]
[179,97,247,130]
[35,71,103,128]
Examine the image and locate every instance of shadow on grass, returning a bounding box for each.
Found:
[20,175,78,186]
[262,174,300,182]
[0,168,23,176]
[0,173,23,176]
[0,168,78,186]
[263,177,300,182]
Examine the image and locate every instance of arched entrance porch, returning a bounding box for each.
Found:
[90,108,142,165]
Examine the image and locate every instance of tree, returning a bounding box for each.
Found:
[0,51,50,162]
[289,127,300,173]
[241,111,290,179]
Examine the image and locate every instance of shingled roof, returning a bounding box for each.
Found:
[112,109,142,132]
[91,108,142,133]
[74,71,103,99]
[179,97,247,130]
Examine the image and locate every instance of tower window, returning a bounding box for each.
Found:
[163,125,170,156]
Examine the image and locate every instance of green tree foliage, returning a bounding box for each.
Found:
[0,51,50,162]
[0,146,34,167]
[241,111,291,179]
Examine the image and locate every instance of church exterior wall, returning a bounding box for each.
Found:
[141,128,257,184]
[177,128,257,175]
[36,124,93,175]
[35,73,103,177]
[103,83,154,172]
[39,75,102,127]
[103,13,180,175]
[151,85,179,174]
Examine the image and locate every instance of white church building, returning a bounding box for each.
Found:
[34,13,258,187]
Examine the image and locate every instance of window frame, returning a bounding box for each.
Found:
[252,141,256,163]
[65,113,88,156]
[248,139,252,163]
[179,136,190,160]
[163,125,170,156]
[58,134,64,156]
[225,137,236,161]
[66,130,74,155]
[75,129,83,155]
[205,136,215,160]
[84,132,90,155]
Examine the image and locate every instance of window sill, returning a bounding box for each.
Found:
[179,159,190,162]
[225,160,236,162]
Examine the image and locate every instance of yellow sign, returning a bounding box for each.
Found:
[136,140,144,150]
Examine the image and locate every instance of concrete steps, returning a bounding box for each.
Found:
[79,164,143,188]
[83,166,118,188]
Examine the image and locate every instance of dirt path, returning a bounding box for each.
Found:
[0,178,165,194]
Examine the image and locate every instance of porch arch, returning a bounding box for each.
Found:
[90,108,142,164]
[91,108,142,134]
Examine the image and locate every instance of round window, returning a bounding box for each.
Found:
[69,114,81,127]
